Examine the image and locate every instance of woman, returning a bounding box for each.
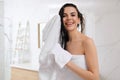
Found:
[39,3,99,80]
[58,3,99,80]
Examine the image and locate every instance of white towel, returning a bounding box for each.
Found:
[51,43,72,68]
[39,15,72,80]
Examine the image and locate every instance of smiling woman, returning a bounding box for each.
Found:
[59,3,99,80]
[39,3,99,80]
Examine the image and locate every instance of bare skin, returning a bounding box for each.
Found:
[63,6,99,80]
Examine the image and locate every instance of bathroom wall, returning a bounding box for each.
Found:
[0,1,5,80]
[0,0,11,80]
[94,2,120,80]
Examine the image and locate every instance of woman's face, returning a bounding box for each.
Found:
[63,6,80,31]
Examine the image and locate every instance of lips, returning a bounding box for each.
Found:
[65,22,74,26]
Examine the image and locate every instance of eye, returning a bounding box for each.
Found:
[63,14,67,17]
[71,14,75,16]
[71,12,76,17]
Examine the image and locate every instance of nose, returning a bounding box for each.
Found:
[67,15,72,20]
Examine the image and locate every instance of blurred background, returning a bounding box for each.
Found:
[0,0,120,80]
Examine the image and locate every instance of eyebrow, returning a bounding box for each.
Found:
[71,12,76,14]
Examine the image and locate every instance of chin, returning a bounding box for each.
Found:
[65,26,74,30]
[66,28,74,31]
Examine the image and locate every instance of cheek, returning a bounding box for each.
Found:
[62,18,66,25]
[63,18,66,22]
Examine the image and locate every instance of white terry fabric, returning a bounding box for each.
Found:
[56,55,87,80]
[40,15,61,59]
[51,43,72,68]
[39,15,72,80]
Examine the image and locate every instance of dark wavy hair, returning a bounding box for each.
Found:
[59,3,85,49]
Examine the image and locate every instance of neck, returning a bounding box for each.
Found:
[68,30,82,42]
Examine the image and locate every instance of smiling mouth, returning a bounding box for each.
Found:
[65,22,74,26]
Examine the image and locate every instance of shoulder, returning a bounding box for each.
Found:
[82,35,96,49]
[82,35,94,44]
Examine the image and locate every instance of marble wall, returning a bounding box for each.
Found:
[94,2,120,80]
